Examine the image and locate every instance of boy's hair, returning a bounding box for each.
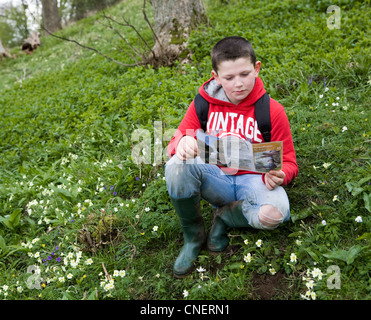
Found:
[211,36,256,73]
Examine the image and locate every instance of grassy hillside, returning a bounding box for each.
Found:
[0,0,370,300]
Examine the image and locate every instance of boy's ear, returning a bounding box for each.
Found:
[211,70,221,84]
[254,61,262,77]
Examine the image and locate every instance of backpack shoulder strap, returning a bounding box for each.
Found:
[194,93,209,132]
[254,93,271,142]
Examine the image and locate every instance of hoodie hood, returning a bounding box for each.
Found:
[199,76,266,107]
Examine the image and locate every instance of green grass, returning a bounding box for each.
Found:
[0,0,370,300]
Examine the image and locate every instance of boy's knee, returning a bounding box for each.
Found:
[165,156,189,181]
[165,156,201,199]
[165,155,203,179]
[258,204,284,229]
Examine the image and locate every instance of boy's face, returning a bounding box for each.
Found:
[212,57,261,105]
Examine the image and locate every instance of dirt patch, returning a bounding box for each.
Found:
[252,270,288,300]
[224,244,242,257]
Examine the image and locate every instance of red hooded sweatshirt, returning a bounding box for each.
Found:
[167,76,298,186]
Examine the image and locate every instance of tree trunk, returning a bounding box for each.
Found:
[0,39,11,58]
[41,0,62,34]
[21,32,41,54]
[149,0,208,67]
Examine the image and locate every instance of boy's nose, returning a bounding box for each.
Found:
[235,78,243,87]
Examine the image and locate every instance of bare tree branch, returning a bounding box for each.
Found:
[27,7,144,68]
[100,11,146,61]
[41,24,143,67]
[102,11,155,58]
[27,0,195,69]
[142,0,162,50]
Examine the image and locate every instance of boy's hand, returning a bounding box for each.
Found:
[264,170,285,190]
[176,136,198,160]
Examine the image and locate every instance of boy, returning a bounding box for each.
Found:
[165,36,298,278]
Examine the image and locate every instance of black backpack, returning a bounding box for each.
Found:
[194,92,271,142]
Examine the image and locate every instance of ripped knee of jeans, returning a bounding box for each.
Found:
[257,204,284,229]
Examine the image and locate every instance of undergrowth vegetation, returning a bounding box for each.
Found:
[0,0,370,300]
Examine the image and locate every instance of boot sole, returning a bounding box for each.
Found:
[173,272,190,279]
[173,268,194,279]
[207,247,227,255]
[206,233,229,254]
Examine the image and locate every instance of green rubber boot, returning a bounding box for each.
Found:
[207,200,249,252]
[171,195,206,278]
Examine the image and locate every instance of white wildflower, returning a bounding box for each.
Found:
[290,253,297,263]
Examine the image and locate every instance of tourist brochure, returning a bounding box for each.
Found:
[196,130,283,173]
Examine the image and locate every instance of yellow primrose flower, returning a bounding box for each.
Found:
[244,253,252,263]
[290,253,297,263]
[310,291,316,300]
[119,270,126,277]
[306,280,314,290]
[323,162,331,169]
[255,239,263,247]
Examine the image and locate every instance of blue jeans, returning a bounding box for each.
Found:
[165,156,290,229]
